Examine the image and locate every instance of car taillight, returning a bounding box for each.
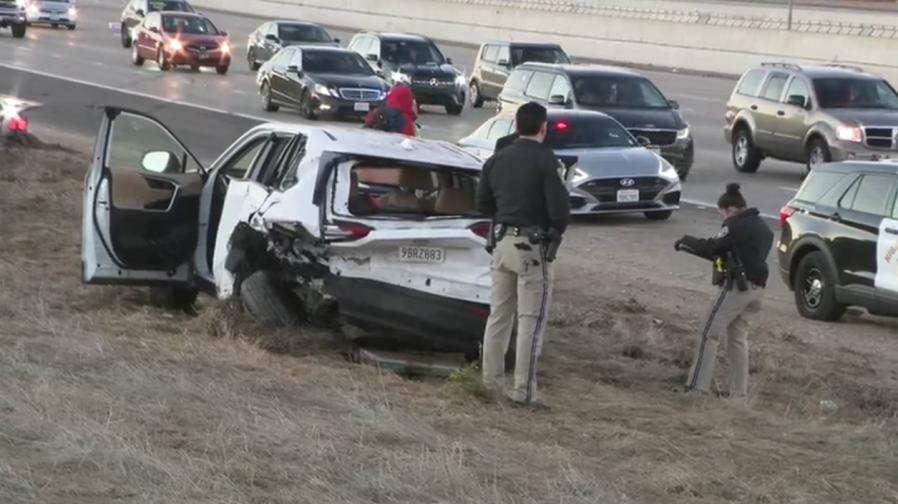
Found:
[9,117,27,132]
[324,221,371,241]
[779,205,796,228]
[468,221,491,238]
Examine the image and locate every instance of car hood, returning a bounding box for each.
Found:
[167,34,227,44]
[391,63,459,78]
[281,40,340,48]
[308,73,387,89]
[825,108,898,127]
[578,106,685,130]
[560,146,667,178]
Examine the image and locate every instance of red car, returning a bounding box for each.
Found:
[130,11,231,74]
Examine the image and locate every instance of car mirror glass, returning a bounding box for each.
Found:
[668,99,679,109]
[548,94,567,105]
[366,53,378,62]
[786,94,808,108]
[141,150,179,173]
[135,8,143,15]
[497,59,509,66]
[446,57,453,65]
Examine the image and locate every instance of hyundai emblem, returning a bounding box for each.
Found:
[620,178,635,186]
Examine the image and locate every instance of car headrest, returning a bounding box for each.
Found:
[349,171,359,197]
[376,191,420,210]
[397,168,434,191]
[434,187,471,214]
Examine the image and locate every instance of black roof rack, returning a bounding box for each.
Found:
[760,62,802,70]
[822,63,864,72]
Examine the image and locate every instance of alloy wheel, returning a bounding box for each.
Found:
[802,267,824,310]
[734,136,748,167]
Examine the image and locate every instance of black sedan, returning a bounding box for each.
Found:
[256,45,388,120]
[246,20,339,71]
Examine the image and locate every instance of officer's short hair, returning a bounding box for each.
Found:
[515,102,548,136]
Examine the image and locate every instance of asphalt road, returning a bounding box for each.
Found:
[0,0,811,216]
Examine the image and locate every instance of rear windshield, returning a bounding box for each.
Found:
[162,14,216,34]
[344,165,479,218]
[278,23,332,43]
[813,77,898,109]
[572,75,670,108]
[302,51,373,76]
[544,115,637,149]
[148,1,194,12]
[510,46,570,65]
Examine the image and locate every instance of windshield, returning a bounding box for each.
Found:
[148,1,193,12]
[382,40,445,66]
[278,23,332,43]
[162,15,216,34]
[303,51,374,75]
[544,115,637,149]
[572,75,670,108]
[813,77,898,109]
[510,46,570,65]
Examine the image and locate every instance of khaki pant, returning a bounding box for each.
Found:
[686,284,764,396]
[481,234,554,404]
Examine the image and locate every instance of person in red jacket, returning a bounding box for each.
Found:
[363,83,418,136]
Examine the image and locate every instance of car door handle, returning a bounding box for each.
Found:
[750,105,757,110]
[886,227,898,235]
[829,212,841,222]
[776,110,785,116]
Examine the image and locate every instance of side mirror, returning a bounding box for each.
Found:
[286,65,299,74]
[148,26,158,33]
[446,57,453,64]
[135,8,144,16]
[265,34,278,42]
[141,150,180,173]
[636,136,651,147]
[668,99,679,110]
[548,94,567,105]
[219,30,227,36]
[786,94,808,108]
[497,58,509,67]
[333,37,340,44]
[376,60,383,69]
[366,53,378,62]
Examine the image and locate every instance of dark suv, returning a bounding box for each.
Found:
[497,63,694,179]
[346,31,465,115]
[778,160,898,321]
[468,41,570,108]
[725,62,898,177]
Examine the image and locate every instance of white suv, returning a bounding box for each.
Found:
[81,107,492,358]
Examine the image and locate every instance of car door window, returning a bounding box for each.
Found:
[486,118,513,139]
[288,49,303,68]
[271,47,293,66]
[548,75,570,100]
[524,71,554,100]
[846,174,897,215]
[504,69,532,94]
[784,77,810,105]
[357,37,374,56]
[760,72,789,101]
[736,69,766,96]
[496,45,510,64]
[107,113,201,174]
[221,136,268,179]
[482,45,499,63]
[468,118,495,140]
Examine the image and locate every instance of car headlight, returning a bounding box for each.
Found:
[676,126,690,139]
[68,7,76,15]
[660,160,678,179]
[26,4,37,12]
[571,167,588,184]
[392,72,409,83]
[220,41,229,53]
[836,125,862,142]
[313,83,334,96]
[169,39,182,50]
[455,74,466,85]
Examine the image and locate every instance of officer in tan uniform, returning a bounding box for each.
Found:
[675,183,774,397]
[475,102,571,410]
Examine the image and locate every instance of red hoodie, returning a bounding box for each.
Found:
[384,84,418,136]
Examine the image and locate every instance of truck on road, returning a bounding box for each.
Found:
[0,0,27,38]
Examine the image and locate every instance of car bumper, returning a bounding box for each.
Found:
[164,50,231,67]
[26,12,75,23]
[569,178,681,215]
[658,138,694,176]
[408,85,464,106]
[830,141,898,162]
[311,94,386,119]
[324,277,488,354]
[0,13,26,24]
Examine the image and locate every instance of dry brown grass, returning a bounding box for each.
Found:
[0,135,896,504]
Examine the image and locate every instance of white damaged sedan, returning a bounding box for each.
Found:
[81,106,494,358]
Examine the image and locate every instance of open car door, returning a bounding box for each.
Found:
[81,106,205,286]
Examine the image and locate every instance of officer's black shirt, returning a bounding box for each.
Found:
[679,208,774,287]
[495,133,519,152]
[475,137,571,235]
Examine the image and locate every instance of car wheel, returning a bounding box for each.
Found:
[645,210,673,221]
[215,65,228,75]
[260,82,279,112]
[445,103,463,116]
[240,270,299,327]
[300,90,318,120]
[156,49,170,70]
[10,23,25,38]
[247,49,260,71]
[120,24,131,47]
[469,80,484,108]
[804,138,831,179]
[732,126,762,173]
[131,42,144,66]
[51,23,59,28]
[189,64,200,72]
[793,250,846,321]
[66,24,75,30]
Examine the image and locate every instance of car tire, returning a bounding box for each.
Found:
[247,49,260,71]
[131,43,144,66]
[156,49,171,71]
[445,103,463,116]
[149,286,199,312]
[240,270,298,327]
[189,64,200,72]
[10,23,26,38]
[120,24,131,48]
[67,24,75,30]
[804,138,832,179]
[215,65,228,75]
[260,82,279,112]
[793,250,846,322]
[645,210,673,221]
[469,80,484,108]
[731,126,762,173]
[51,23,59,28]
[300,90,318,120]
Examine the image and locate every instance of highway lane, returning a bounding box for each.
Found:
[0,0,810,215]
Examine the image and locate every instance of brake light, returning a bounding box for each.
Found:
[324,221,372,241]
[554,121,568,130]
[7,117,27,132]
[468,221,491,238]
[779,205,796,228]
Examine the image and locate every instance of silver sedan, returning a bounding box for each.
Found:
[457,109,682,220]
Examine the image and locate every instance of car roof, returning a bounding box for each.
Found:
[294,45,349,52]
[483,40,564,48]
[158,11,202,17]
[250,123,483,169]
[272,20,325,26]
[817,160,898,176]
[495,109,613,121]
[366,32,429,41]
[755,62,882,80]
[517,62,640,76]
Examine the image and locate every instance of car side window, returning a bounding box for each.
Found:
[524,71,554,100]
[221,135,268,179]
[735,69,766,96]
[289,49,303,68]
[469,118,496,140]
[760,72,789,101]
[847,174,897,216]
[271,47,293,66]
[548,75,571,100]
[263,134,308,190]
[107,112,201,175]
[486,118,513,139]
[496,45,510,63]
[838,175,861,209]
[482,45,499,63]
[784,77,810,105]
[504,69,532,94]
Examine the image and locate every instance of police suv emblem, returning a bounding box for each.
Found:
[716,226,729,238]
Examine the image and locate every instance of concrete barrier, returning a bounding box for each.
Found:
[194,0,898,82]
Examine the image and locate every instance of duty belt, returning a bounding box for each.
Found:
[498,224,542,237]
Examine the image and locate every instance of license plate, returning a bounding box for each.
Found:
[198,54,212,60]
[617,189,639,202]
[398,246,444,263]
[353,102,370,112]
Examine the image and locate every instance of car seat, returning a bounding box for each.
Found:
[433,173,472,214]
[375,167,434,210]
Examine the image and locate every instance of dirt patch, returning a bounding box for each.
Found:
[0,137,896,504]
